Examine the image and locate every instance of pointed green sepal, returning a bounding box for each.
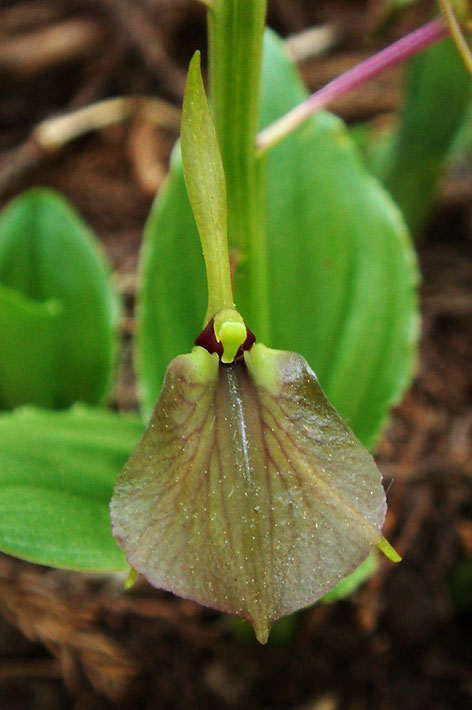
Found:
[181,51,234,323]
[378,535,402,563]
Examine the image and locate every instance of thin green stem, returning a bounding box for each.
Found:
[208,0,270,342]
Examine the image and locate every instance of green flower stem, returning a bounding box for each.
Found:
[207,0,270,342]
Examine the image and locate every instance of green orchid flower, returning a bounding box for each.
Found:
[110,53,399,644]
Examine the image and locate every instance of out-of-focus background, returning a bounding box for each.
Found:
[0,1,471,708]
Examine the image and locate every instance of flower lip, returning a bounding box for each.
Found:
[110,343,388,643]
[195,317,256,362]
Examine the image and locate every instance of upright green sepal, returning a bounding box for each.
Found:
[181,52,234,324]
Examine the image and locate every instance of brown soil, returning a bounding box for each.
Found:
[0,1,471,709]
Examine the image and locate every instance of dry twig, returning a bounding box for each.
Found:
[93,0,186,97]
[0,0,66,34]
[285,24,338,63]
[0,18,103,78]
[0,96,181,200]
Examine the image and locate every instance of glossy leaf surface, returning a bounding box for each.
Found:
[136,156,206,413]
[259,30,418,448]
[0,405,143,571]
[137,31,418,449]
[111,344,386,643]
[0,188,119,409]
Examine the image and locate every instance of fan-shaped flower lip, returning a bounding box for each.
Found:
[110,344,386,643]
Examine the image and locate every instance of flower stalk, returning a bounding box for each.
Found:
[208,0,270,342]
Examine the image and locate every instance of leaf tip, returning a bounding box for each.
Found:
[186,50,203,95]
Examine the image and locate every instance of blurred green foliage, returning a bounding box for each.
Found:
[0,188,119,409]
[362,38,471,238]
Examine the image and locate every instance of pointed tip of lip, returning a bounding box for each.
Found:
[253,619,270,645]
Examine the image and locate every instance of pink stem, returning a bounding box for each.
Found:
[257,17,450,152]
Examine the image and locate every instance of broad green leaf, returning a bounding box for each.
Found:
[367,38,471,237]
[0,188,119,409]
[136,155,206,412]
[0,405,143,571]
[111,344,386,643]
[259,30,418,449]
[0,283,62,409]
[137,29,419,449]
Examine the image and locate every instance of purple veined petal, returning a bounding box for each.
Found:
[110,344,386,643]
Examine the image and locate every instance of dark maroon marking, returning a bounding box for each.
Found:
[195,318,256,361]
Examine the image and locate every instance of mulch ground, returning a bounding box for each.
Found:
[0,1,471,708]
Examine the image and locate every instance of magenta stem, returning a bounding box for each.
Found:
[257,17,449,152]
